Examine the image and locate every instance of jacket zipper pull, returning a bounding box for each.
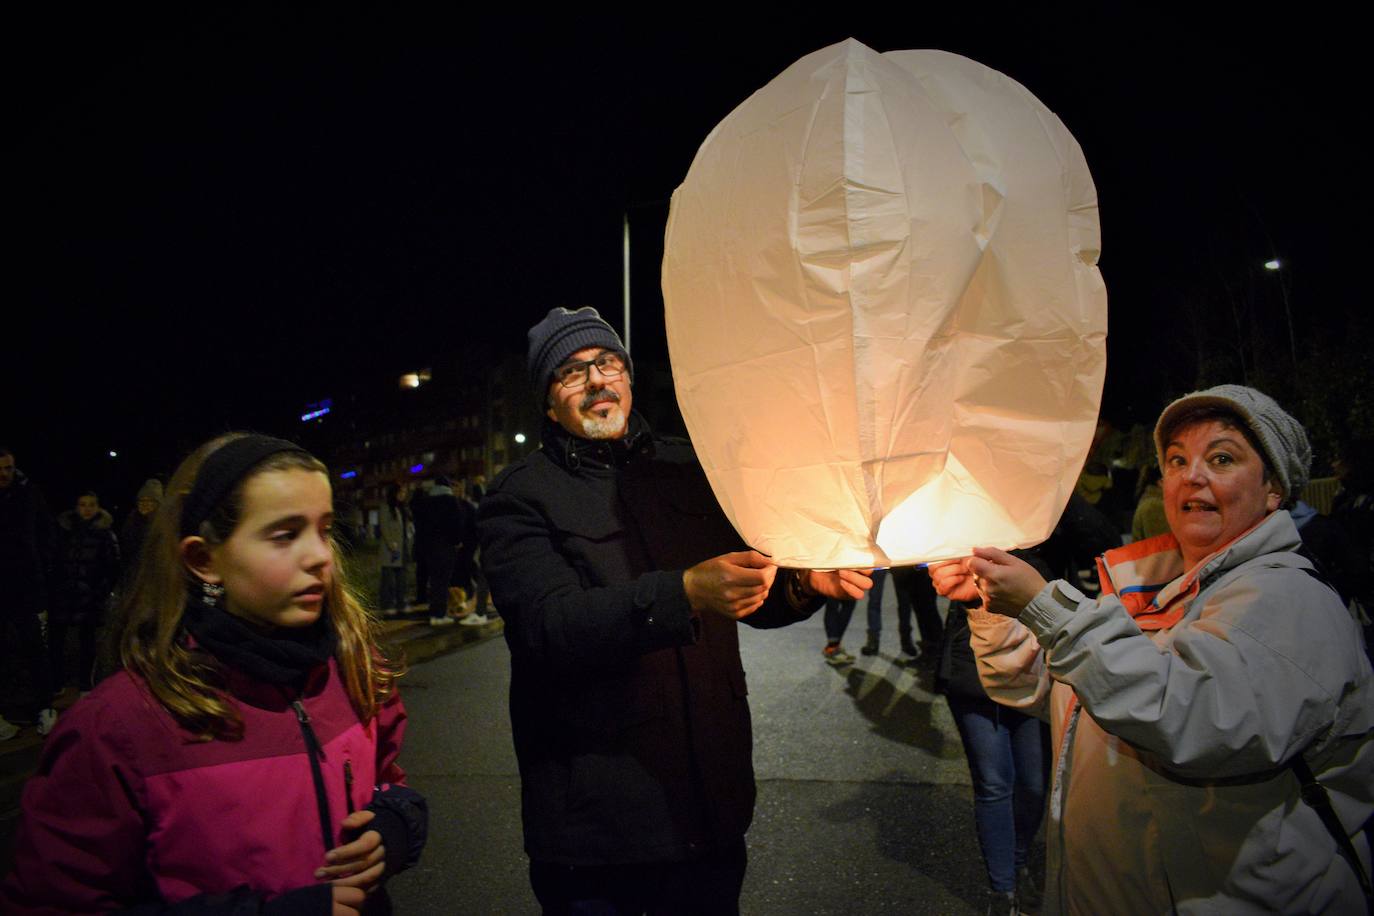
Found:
[291,699,334,854]
[344,759,356,814]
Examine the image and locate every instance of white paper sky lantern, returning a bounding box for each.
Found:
[662,39,1107,569]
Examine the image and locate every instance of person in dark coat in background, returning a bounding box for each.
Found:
[457,479,495,627]
[118,478,162,580]
[378,482,408,617]
[1290,497,1365,608]
[452,479,479,597]
[1331,444,1374,614]
[0,447,58,739]
[412,475,471,627]
[50,491,120,701]
[890,565,943,663]
[479,307,872,915]
[409,478,431,608]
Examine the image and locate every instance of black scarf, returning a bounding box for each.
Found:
[184,601,336,687]
[542,410,655,471]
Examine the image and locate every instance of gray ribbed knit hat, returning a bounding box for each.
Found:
[136,478,163,503]
[1153,384,1311,506]
[527,307,632,407]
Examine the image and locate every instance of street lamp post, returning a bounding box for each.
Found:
[1264,257,1297,369]
[623,213,631,353]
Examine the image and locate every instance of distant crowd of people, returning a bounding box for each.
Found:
[367,473,493,628]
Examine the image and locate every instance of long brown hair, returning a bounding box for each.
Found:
[119,433,403,740]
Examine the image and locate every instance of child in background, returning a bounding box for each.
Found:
[1,434,427,915]
[48,490,120,710]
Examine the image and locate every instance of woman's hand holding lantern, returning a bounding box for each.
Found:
[929,549,1047,618]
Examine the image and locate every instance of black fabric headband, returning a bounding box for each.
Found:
[180,435,311,537]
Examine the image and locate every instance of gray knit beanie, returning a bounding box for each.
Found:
[137,478,164,503]
[527,307,632,407]
[1153,384,1311,506]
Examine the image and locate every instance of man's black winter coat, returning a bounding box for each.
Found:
[478,415,817,866]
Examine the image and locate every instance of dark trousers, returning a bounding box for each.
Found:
[424,545,457,616]
[891,566,944,646]
[823,598,856,642]
[1,578,54,712]
[530,838,747,916]
[48,619,98,691]
[378,565,405,612]
[946,693,1047,893]
[413,542,429,606]
[471,562,491,614]
[865,568,888,634]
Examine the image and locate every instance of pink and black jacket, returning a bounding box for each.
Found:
[0,658,425,914]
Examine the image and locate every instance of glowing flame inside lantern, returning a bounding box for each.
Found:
[663,40,1107,568]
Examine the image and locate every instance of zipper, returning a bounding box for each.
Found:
[344,759,356,814]
[292,699,334,853]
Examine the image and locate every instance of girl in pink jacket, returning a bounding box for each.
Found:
[2,433,427,915]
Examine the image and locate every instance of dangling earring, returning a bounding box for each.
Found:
[201,581,225,607]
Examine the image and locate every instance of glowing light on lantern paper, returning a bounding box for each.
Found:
[663,39,1107,569]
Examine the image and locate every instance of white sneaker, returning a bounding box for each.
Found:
[0,716,19,741]
[428,616,456,628]
[37,707,58,737]
[460,613,492,627]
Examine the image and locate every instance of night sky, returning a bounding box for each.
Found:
[8,7,1366,509]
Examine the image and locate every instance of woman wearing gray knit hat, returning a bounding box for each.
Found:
[929,384,1374,914]
[119,478,164,579]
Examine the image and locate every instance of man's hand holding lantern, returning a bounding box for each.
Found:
[684,551,873,620]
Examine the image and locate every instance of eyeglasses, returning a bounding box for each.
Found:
[553,352,626,388]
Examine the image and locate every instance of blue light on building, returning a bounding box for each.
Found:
[340,470,358,480]
[300,398,334,422]
[409,463,425,474]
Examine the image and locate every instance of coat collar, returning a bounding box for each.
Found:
[58,507,114,531]
[540,411,655,471]
[1098,510,1303,630]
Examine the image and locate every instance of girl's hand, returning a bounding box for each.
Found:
[332,885,365,916]
[318,810,386,892]
[967,547,1048,616]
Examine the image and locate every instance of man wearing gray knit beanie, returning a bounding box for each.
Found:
[480,307,872,912]
[525,307,635,441]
